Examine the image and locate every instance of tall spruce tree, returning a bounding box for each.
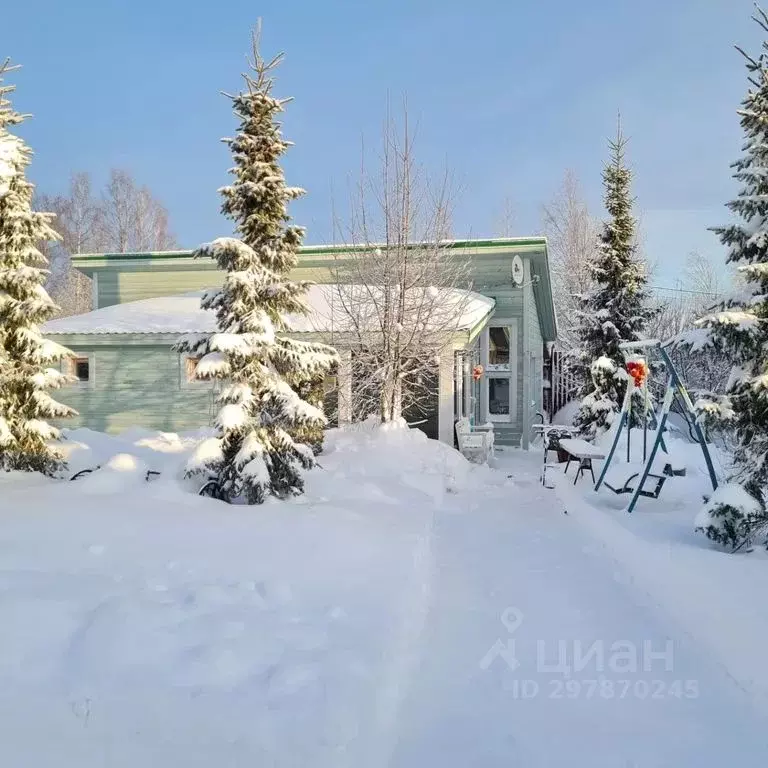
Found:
[573,125,655,440]
[0,59,75,475]
[692,8,768,509]
[177,32,337,504]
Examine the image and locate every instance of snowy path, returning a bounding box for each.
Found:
[388,451,768,767]
[1,433,767,765]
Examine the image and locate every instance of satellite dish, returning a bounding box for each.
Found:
[511,254,524,286]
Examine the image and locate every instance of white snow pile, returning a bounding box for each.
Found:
[552,398,580,426]
[3,419,493,505]
[307,416,500,505]
[5,421,768,762]
[594,426,690,473]
[0,419,501,765]
[42,285,494,337]
[57,426,208,475]
[75,452,150,495]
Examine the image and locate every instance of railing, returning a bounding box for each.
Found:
[545,348,580,421]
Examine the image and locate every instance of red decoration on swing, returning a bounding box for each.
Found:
[472,364,484,381]
[626,359,649,388]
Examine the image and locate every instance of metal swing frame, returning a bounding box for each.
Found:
[593,339,719,513]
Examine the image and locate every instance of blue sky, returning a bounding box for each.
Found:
[1,0,761,284]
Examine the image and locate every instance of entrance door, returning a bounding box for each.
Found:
[487,375,513,422]
[482,321,517,424]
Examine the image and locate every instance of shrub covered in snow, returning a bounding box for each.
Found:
[694,484,768,551]
[573,356,621,440]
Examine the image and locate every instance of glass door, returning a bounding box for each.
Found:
[483,322,516,424]
[487,326,511,371]
[487,375,512,422]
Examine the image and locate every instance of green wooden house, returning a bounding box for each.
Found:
[43,237,557,448]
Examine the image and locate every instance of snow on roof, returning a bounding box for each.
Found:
[43,284,495,336]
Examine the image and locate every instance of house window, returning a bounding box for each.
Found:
[73,357,90,382]
[185,356,201,383]
[488,326,510,366]
[181,355,214,391]
[63,355,93,386]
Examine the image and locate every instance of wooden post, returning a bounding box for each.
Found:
[438,348,455,445]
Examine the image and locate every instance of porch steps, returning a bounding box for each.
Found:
[492,428,522,447]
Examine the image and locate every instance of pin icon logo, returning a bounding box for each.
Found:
[501,607,523,634]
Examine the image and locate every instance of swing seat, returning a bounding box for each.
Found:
[602,464,667,499]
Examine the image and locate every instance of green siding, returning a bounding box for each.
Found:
[55,345,216,434]
[526,265,544,419]
[79,240,556,341]
[97,265,222,308]
[62,240,555,438]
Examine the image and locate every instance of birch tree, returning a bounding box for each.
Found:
[541,170,600,355]
[38,170,178,317]
[332,109,472,423]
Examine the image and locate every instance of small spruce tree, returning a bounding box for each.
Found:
[177,31,337,504]
[691,8,768,516]
[573,125,655,440]
[0,59,75,475]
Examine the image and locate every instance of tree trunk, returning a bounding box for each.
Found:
[380,375,403,423]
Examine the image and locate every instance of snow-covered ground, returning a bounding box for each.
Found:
[1,422,767,765]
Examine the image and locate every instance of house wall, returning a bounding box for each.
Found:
[523,259,545,446]
[53,339,436,439]
[526,267,544,420]
[54,343,217,434]
[93,264,222,308]
[69,240,554,444]
[471,258,534,446]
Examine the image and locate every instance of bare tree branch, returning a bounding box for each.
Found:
[330,105,471,423]
[541,170,600,354]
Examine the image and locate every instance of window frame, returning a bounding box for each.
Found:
[61,353,95,390]
[179,354,210,390]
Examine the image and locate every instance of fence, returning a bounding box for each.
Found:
[545,348,580,421]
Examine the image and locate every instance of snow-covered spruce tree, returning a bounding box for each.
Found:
[0,59,75,475]
[176,33,337,503]
[687,8,768,529]
[573,126,656,440]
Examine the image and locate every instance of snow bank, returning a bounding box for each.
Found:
[309,417,499,505]
[552,398,580,426]
[0,419,484,765]
[594,426,692,475]
[76,452,150,495]
[56,420,492,506]
[554,437,768,716]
